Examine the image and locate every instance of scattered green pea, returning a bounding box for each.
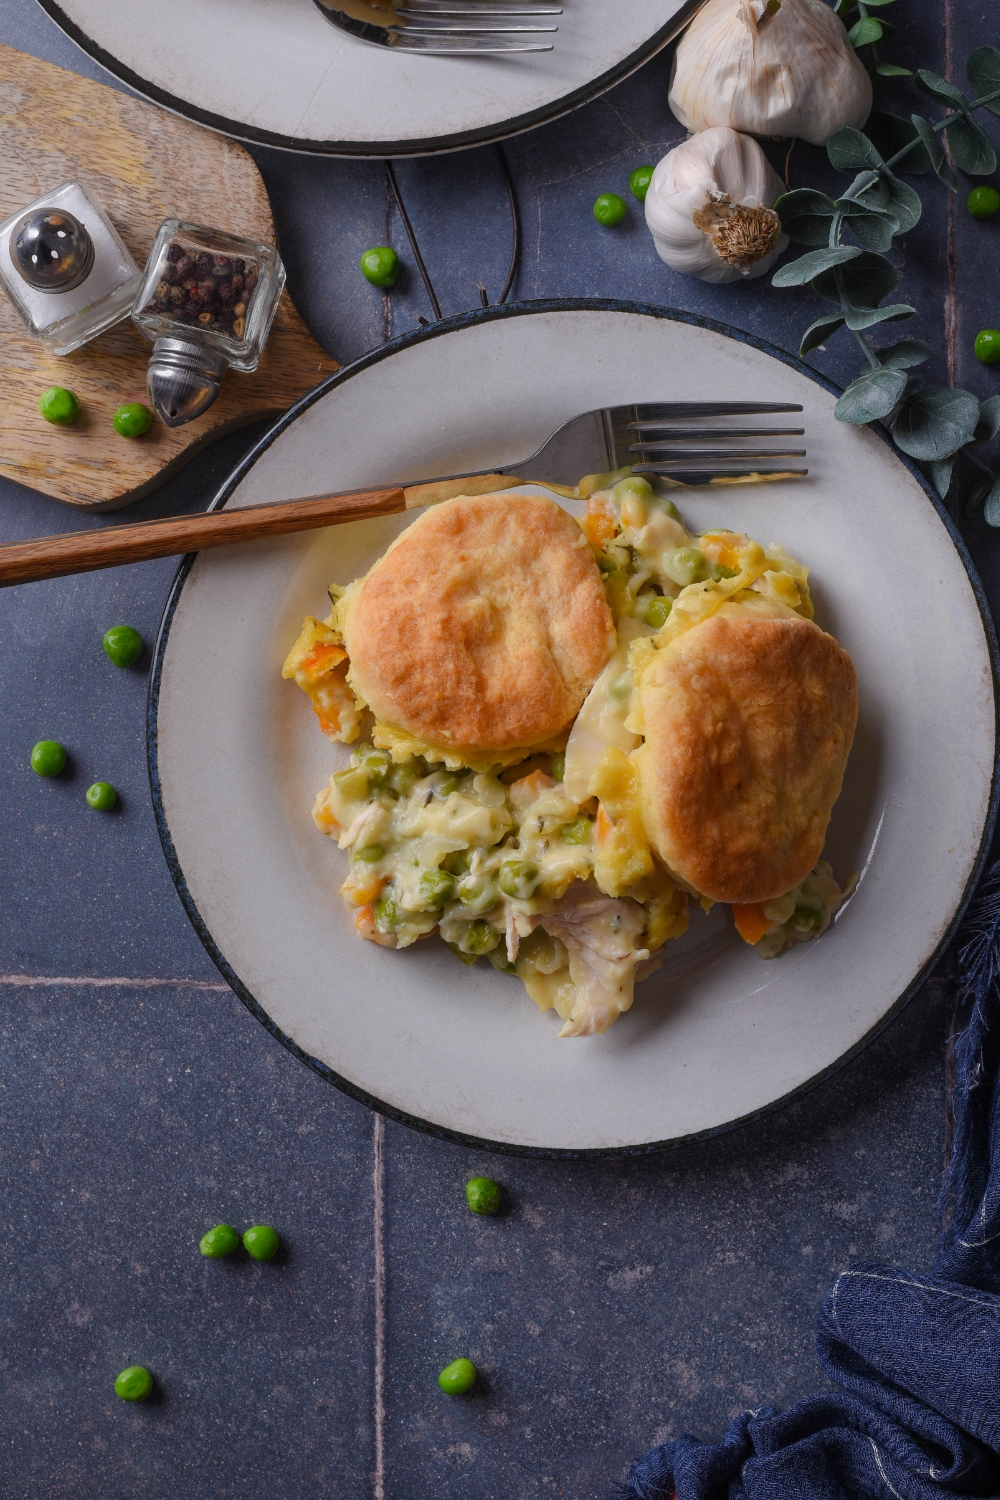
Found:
[461,919,498,955]
[711,563,739,582]
[114,1365,153,1402]
[30,739,66,777]
[243,1224,280,1262]
[360,246,401,288]
[434,774,461,799]
[200,1223,240,1257]
[643,596,671,630]
[629,165,655,201]
[593,192,628,228]
[113,403,153,438]
[790,905,824,933]
[498,861,538,900]
[438,1358,477,1395]
[373,892,400,932]
[442,850,471,877]
[389,763,420,798]
[607,670,633,701]
[968,185,1000,220]
[664,546,708,587]
[975,329,1000,364]
[358,750,392,786]
[466,1176,502,1215]
[38,386,80,425]
[420,869,457,909]
[352,844,385,864]
[458,876,499,916]
[103,624,144,668]
[86,781,117,811]
[560,817,592,845]
[613,475,655,502]
[549,751,566,783]
[333,766,370,800]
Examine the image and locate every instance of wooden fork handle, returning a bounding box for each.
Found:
[0,486,408,588]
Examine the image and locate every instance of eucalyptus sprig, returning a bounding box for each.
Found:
[772,46,1000,521]
[834,0,911,79]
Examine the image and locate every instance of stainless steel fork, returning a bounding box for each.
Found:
[0,401,807,587]
[314,0,561,53]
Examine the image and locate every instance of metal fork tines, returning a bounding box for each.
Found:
[316,0,560,53]
[621,402,808,481]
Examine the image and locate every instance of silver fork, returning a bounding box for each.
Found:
[314,0,561,53]
[0,401,807,587]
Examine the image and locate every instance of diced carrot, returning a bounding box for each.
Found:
[299,643,348,682]
[583,494,618,547]
[510,769,555,802]
[342,876,387,908]
[732,903,778,945]
[594,803,614,847]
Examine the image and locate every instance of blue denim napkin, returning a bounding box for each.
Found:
[620,863,1000,1500]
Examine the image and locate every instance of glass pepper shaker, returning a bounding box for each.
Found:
[0,181,141,355]
[131,219,286,427]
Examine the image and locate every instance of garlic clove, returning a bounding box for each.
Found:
[668,0,872,148]
[644,127,789,284]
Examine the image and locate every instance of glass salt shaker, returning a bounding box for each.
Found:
[131,220,285,427]
[0,181,141,355]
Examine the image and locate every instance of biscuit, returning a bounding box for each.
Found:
[635,602,858,903]
[344,494,615,754]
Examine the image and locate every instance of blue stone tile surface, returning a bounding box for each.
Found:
[1,0,999,1494]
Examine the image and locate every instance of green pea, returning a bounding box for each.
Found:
[442,850,471,877]
[114,1365,153,1401]
[373,892,400,932]
[113,403,153,438]
[976,329,1000,364]
[352,844,385,863]
[664,546,708,587]
[434,774,460,799]
[487,949,518,974]
[790,905,824,934]
[360,246,400,288]
[612,476,654,502]
[711,563,739,582]
[466,1176,502,1214]
[498,860,538,900]
[359,750,391,786]
[103,625,143,668]
[38,386,80,425]
[438,1358,477,1395]
[446,942,480,967]
[243,1224,280,1262]
[593,192,627,227]
[458,877,498,915]
[607,670,633,701]
[200,1223,240,1258]
[333,766,371,800]
[30,739,66,777]
[549,751,566,783]
[560,817,592,845]
[643,596,671,629]
[420,869,456,909]
[389,763,420,798]
[86,781,117,811]
[461,920,498,954]
[629,165,655,201]
[968,186,1000,220]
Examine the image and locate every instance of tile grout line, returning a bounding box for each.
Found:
[0,974,229,990]
[372,1111,386,1500]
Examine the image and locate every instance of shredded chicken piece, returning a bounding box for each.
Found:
[534,882,649,1038]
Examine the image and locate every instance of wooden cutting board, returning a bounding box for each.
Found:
[0,44,338,511]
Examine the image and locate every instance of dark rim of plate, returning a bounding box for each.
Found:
[147,296,1000,1159]
[34,0,702,158]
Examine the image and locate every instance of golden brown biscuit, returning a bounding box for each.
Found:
[344,494,615,753]
[635,602,858,904]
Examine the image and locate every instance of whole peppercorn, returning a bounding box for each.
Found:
[175,255,194,280]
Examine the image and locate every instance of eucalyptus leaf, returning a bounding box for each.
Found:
[914,69,969,109]
[976,394,1000,442]
[772,246,862,287]
[812,251,901,307]
[848,16,882,45]
[967,46,1000,116]
[875,62,913,77]
[843,302,916,331]
[827,127,885,175]
[865,111,932,172]
[834,0,853,13]
[910,114,958,189]
[984,479,1000,527]
[835,367,909,424]
[859,170,922,233]
[878,338,934,370]
[858,0,898,8]
[799,315,846,356]
[927,457,955,500]
[891,387,981,461]
[837,200,899,251]
[945,114,998,176]
[774,189,838,246]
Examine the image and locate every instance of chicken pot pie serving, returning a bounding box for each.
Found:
[283,484,858,1037]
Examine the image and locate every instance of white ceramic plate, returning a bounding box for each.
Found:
[149,301,998,1155]
[37,0,699,157]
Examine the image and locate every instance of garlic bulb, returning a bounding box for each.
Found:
[669,0,873,147]
[644,127,789,284]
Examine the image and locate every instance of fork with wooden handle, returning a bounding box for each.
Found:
[0,400,806,587]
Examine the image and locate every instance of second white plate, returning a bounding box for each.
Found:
[149,301,998,1154]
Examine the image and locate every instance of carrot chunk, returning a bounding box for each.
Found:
[732,903,778,945]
